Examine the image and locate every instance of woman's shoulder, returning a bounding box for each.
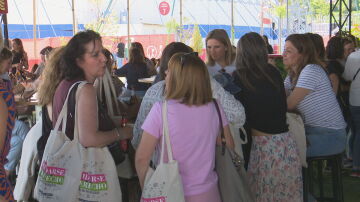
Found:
[302,64,326,75]
[142,81,165,103]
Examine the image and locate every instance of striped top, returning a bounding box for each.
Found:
[284,64,346,129]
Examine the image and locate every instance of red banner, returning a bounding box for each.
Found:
[0,0,8,14]
[21,34,175,68]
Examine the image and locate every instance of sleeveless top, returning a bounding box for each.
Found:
[53,80,116,139]
[12,51,24,65]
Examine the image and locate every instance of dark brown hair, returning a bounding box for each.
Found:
[236,32,279,91]
[285,34,323,86]
[129,46,145,64]
[326,36,344,60]
[12,38,25,54]
[60,30,102,80]
[0,48,13,63]
[306,33,325,60]
[158,42,193,81]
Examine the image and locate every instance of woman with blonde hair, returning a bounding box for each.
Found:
[13,47,66,201]
[136,52,234,202]
[205,29,236,76]
[36,47,66,160]
[132,42,245,157]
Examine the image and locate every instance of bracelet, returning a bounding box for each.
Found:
[115,128,121,140]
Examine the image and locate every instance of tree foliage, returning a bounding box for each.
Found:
[84,0,120,36]
[310,0,330,17]
[190,24,203,54]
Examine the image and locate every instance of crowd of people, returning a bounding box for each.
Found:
[0,28,358,202]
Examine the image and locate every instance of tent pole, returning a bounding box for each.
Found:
[231,0,234,44]
[72,0,77,35]
[33,0,37,60]
[127,0,130,57]
[260,0,264,36]
[3,14,9,48]
[180,0,182,42]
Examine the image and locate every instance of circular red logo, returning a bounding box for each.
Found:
[159,2,170,16]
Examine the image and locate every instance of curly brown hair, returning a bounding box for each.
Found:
[37,47,65,106]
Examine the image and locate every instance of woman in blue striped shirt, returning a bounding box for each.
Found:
[283,34,346,157]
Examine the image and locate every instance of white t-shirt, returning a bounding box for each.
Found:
[207,61,236,77]
[343,50,360,106]
[284,64,346,129]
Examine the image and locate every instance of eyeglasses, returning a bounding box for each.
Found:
[180,52,198,68]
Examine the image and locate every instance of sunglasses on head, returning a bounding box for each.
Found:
[180,52,198,68]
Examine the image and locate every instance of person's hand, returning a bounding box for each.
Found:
[117,125,133,140]
[268,58,276,66]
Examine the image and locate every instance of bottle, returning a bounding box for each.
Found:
[121,115,128,128]
[120,115,128,152]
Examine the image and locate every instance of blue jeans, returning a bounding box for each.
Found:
[305,125,346,157]
[350,105,360,168]
[4,120,30,171]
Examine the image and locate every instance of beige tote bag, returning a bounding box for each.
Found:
[34,82,122,202]
[141,101,185,202]
[97,69,135,179]
[287,112,307,167]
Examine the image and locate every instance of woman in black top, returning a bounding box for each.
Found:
[233,32,302,202]
[12,38,29,70]
[115,44,150,98]
[326,36,351,125]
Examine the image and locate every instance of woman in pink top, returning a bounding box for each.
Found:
[135,52,234,202]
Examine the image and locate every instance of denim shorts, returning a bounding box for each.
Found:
[305,125,346,157]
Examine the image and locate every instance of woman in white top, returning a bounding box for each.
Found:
[284,34,346,157]
[205,29,236,76]
[343,50,360,177]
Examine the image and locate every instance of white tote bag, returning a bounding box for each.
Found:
[34,82,122,202]
[14,118,42,201]
[287,112,307,167]
[97,69,122,123]
[97,69,135,179]
[73,83,122,201]
[141,101,185,202]
[34,82,83,202]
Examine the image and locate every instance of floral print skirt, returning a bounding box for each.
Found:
[248,132,303,202]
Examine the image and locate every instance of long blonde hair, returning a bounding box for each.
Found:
[166,53,212,106]
[205,29,234,66]
[37,47,65,106]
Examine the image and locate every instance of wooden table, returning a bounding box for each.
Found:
[15,94,41,125]
[138,76,156,84]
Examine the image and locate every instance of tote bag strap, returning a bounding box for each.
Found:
[160,101,175,164]
[54,81,83,134]
[72,82,89,143]
[103,69,121,116]
[213,99,226,155]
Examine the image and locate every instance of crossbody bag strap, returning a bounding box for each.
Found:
[353,67,360,81]
[213,99,226,155]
